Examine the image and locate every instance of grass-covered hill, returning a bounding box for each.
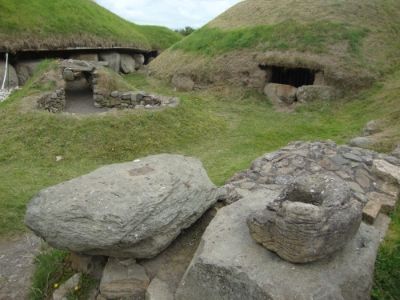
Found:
[0,0,182,52]
[150,0,400,89]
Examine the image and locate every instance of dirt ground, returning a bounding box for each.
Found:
[0,233,41,300]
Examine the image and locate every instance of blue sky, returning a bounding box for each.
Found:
[95,0,242,29]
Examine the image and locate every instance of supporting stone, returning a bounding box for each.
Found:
[99,258,149,300]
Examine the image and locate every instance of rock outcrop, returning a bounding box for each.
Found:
[264,83,297,105]
[0,61,19,88]
[120,54,136,74]
[296,85,339,102]
[176,189,381,300]
[99,52,121,73]
[247,174,362,263]
[25,154,218,258]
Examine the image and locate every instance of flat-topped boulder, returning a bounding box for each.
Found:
[25,154,218,258]
[176,189,382,300]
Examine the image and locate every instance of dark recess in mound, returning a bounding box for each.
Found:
[260,65,316,88]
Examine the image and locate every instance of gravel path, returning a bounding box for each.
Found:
[0,234,41,300]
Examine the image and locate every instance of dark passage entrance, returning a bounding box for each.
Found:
[65,77,108,114]
[260,65,316,88]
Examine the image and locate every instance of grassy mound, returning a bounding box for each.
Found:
[151,0,400,89]
[0,0,182,51]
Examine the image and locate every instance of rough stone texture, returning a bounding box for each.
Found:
[223,141,400,226]
[0,234,42,300]
[296,85,339,102]
[176,189,381,300]
[120,54,136,74]
[99,52,121,72]
[25,154,218,258]
[0,61,19,88]
[70,253,107,280]
[145,277,174,300]
[15,60,41,85]
[133,54,145,70]
[247,174,362,263]
[70,53,99,62]
[264,83,297,105]
[349,136,374,149]
[96,90,179,110]
[99,258,149,300]
[53,273,81,300]
[37,89,66,113]
[363,120,382,136]
[172,74,194,91]
[391,144,400,159]
[372,159,400,184]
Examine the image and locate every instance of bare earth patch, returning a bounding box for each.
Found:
[0,234,41,300]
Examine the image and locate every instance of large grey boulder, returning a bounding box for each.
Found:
[349,136,374,149]
[15,60,41,85]
[264,83,297,105]
[120,54,136,74]
[176,189,381,300]
[133,54,145,70]
[0,61,19,88]
[247,174,362,263]
[25,154,218,258]
[296,85,339,102]
[99,52,121,72]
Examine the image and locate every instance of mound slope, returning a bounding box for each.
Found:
[150,0,400,90]
[0,0,181,52]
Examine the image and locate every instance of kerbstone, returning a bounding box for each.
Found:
[25,154,218,258]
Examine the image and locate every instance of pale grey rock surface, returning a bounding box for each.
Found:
[25,154,218,258]
[145,277,174,300]
[264,83,297,105]
[296,85,339,102]
[15,60,41,85]
[99,52,121,72]
[176,189,381,300]
[99,258,149,300]
[0,61,19,88]
[120,54,136,74]
[349,136,374,149]
[247,174,362,263]
[392,144,400,159]
[52,273,81,300]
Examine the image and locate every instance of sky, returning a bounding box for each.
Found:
[95,0,242,29]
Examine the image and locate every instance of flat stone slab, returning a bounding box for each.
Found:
[176,189,382,300]
[25,154,218,258]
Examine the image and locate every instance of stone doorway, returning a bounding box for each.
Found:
[260,65,316,88]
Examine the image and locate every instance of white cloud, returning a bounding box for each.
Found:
[95,0,242,29]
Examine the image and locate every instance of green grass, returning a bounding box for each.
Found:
[1,62,399,236]
[172,21,368,57]
[0,63,399,298]
[0,0,181,50]
[372,205,400,300]
[30,249,70,300]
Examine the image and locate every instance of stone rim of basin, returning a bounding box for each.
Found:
[247,173,363,263]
